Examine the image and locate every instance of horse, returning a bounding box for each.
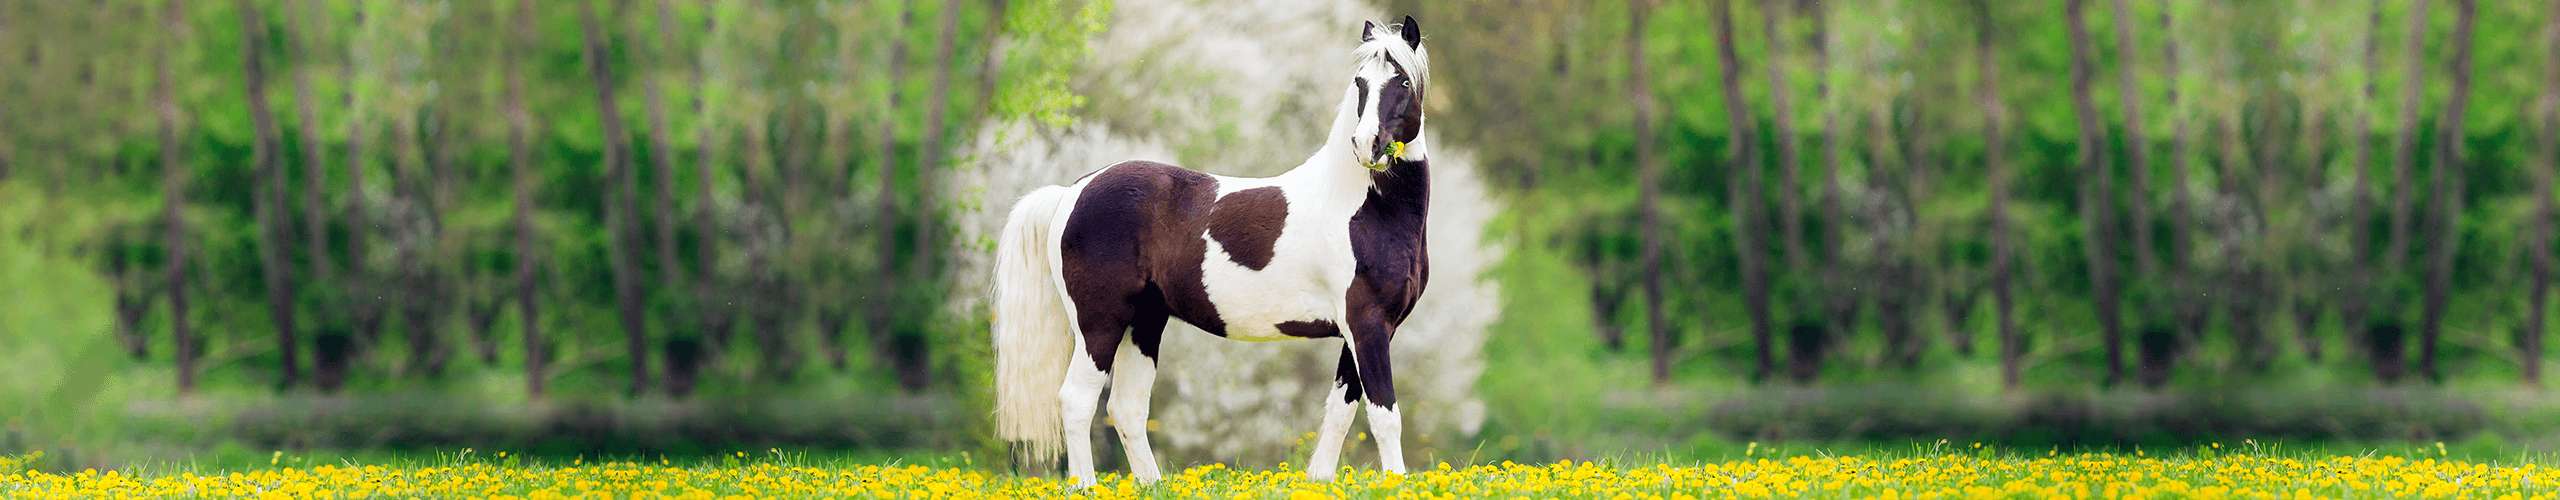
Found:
[988,17,1433,486]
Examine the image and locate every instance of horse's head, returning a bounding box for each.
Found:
[1350,16,1427,171]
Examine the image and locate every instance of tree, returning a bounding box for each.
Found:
[1630,0,1667,383]
[645,0,684,287]
[873,0,930,390]
[2416,0,2475,381]
[1809,0,1841,271]
[976,0,1009,119]
[915,0,961,269]
[388,57,449,377]
[239,0,302,388]
[158,0,196,394]
[341,1,385,353]
[504,0,543,398]
[579,0,650,395]
[290,0,332,284]
[2529,0,2559,385]
[2066,0,2124,385]
[2383,0,2431,273]
[1807,0,1855,349]
[691,4,729,354]
[2111,0,2157,279]
[1712,0,1774,381]
[1974,0,2019,388]
[1763,1,1806,271]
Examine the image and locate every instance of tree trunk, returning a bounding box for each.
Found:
[2109,0,2156,279]
[1760,1,1805,271]
[691,9,729,352]
[112,241,154,358]
[2158,2,2204,356]
[505,0,545,398]
[1629,0,1667,384]
[1974,0,2018,389]
[343,1,381,352]
[2340,0,2385,333]
[2384,0,2433,273]
[2160,6,2191,271]
[645,0,683,286]
[392,111,449,377]
[579,0,650,395]
[2418,0,2475,381]
[2065,0,2122,385]
[914,0,960,270]
[158,0,195,395]
[2293,102,2330,361]
[291,0,332,283]
[2527,0,2559,386]
[423,109,453,222]
[976,0,1009,119]
[2214,112,2267,366]
[1810,0,1859,346]
[1810,0,1841,266]
[741,109,788,377]
[1711,0,1773,381]
[238,0,302,389]
[1591,282,1629,352]
[873,0,920,390]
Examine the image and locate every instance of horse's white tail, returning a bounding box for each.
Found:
[992,185,1074,464]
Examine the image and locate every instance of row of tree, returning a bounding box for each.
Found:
[1436,0,2551,387]
[0,0,1089,397]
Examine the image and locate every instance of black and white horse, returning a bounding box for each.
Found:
[991,17,1432,486]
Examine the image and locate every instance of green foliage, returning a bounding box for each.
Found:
[994,0,1110,128]
[0,0,1095,461]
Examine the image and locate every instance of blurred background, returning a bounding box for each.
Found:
[2,0,2557,472]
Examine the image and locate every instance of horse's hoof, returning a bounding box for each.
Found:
[1305,471,1336,482]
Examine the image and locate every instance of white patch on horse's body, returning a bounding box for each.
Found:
[1199,169,1366,341]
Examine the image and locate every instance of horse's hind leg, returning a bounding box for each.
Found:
[1305,344,1363,481]
[1107,301,1168,483]
[1060,310,1126,487]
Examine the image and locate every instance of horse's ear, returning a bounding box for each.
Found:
[1361,20,1378,42]
[1399,16,1422,49]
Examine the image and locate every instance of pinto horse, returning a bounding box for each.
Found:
[990,18,1433,486]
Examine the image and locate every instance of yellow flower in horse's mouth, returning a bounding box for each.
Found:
[1367,141,1407,171]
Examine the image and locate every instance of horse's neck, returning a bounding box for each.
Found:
[1366,157,1430,215]
[1279,105,1373,208]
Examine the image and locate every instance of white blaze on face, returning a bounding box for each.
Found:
[1350,62,1393,167]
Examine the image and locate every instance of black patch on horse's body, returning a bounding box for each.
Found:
[1060,161,1253,367]
[1275,319,1341,339]
[1339,157,1431,409]
[1208,187,1290,270]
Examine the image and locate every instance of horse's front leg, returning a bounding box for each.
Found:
[1305,345,1363,481]
[1348,316,1406,474]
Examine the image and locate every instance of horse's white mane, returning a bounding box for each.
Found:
[1355,22,1429,92]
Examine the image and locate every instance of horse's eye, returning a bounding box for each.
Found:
[1400,80,1412,89]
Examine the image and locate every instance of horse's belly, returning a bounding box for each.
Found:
[1197,236,1345,341]
[1202,272,1337,341]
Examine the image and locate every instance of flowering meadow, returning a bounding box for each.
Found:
[5,446,2560,499]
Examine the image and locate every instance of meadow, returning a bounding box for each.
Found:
[6,444,2560,499]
